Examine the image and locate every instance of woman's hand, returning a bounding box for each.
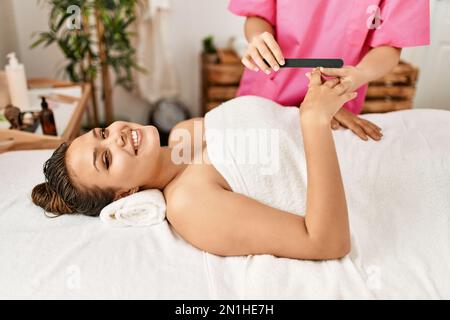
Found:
[319,65,370,93]
[331,108,383,141]
[300,68,358,123]
[305,68,383,141]
[241,31,285,74]
[320,46,401,94]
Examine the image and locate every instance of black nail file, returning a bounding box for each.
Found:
[280,59,344,68]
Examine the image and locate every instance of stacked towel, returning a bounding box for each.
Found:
[100,189,166,227]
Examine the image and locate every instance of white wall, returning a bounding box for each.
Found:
[401,0,450,110]
[10,0,64,77]
[7,0,244,124]
[167,0,245,116]
[0,0,20,67]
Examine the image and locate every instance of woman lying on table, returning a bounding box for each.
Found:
[32,68,449,261]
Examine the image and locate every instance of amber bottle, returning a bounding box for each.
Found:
[39,97,57,136]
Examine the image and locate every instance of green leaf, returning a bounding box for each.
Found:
[32,0,143,91]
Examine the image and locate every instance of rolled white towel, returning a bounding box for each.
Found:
[100,189,166,227]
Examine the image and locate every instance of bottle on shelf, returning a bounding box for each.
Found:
[39,97,57,136]
[5,52,30,111]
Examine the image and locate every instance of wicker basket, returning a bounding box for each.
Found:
[362,60,419,113]
[201,49,243,115]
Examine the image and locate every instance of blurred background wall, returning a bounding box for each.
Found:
[1,0,448,124]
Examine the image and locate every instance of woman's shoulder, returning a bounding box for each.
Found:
[164,154,232,222]
[168,117,204,148]
[163,167,209,226]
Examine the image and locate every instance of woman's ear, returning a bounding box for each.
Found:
[113,187,140,201]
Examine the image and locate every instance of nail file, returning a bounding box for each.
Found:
[278,58,344,68]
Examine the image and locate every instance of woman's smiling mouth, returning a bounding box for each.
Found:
[131,129,141,155]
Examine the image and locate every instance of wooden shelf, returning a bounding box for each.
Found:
[0,78,91,153]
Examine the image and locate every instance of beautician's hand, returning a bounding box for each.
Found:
[301,68,358,122]
[318,65,369,93]
[241,32,285,74]
[332,108,383,141]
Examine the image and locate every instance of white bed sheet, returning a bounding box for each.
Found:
[0,150,247,299]
[1,108,450,299]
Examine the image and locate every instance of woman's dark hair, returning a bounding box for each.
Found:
[31,141,116,217]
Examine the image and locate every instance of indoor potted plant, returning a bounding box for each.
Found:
[31,0,144,126]
[202,35,219,64]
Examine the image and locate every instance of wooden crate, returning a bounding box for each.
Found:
[362,60,419,113]
[201,49,243,115]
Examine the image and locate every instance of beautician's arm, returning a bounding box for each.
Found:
[167,69,354,261]
[320,45,402,95]
[244,16,274,43]
[357,45,402,84]
[319,46,401,140]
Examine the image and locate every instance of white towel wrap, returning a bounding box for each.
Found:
[204,95,450,298]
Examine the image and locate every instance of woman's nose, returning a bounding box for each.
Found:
[116,131,126,147]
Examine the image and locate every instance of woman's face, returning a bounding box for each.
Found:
[66,121,161,196]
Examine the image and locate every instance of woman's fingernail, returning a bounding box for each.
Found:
[265,69,271,74]
[273,65,279,71]
[281,60,285,65]
[320,67,324,72]
[254,67,259,72]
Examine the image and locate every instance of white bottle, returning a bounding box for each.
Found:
[5,52,30,111]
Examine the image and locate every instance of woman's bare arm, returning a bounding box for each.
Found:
[167,183,333,260]
[299,70,356,251]
[300,109,350,250]
[167,70,354,260]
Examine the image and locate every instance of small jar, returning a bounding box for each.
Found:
[22,112,34,126]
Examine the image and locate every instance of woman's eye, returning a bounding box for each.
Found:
[104,151,110,169]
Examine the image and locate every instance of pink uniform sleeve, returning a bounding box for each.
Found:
[228,0,276,26]
[368,0,430,48]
